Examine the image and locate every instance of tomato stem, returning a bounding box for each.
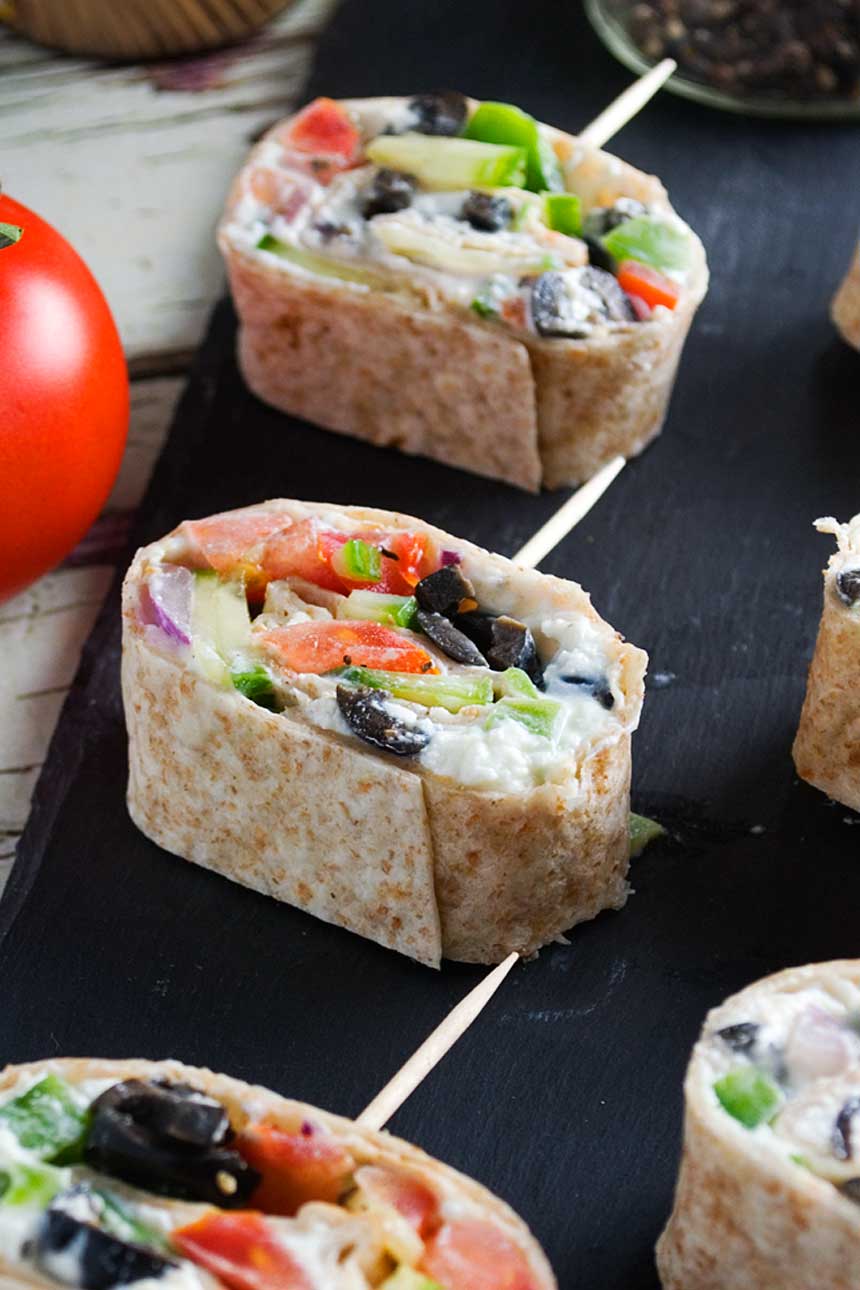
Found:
[0,222,23,249]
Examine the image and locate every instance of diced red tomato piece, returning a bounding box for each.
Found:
[237,1122,355,1217]
[173,1212,312,1290]
[367,530,437,595]
[259,621,437,675]
[261,520,347,593]
[182,512,288,575]
[500,296,527,330]
[354,1165,440,1239]
[282,97,360,163]
[616,260,680,311]
[420,1219,539,1290]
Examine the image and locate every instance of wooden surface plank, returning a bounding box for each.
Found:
[0,0,333,892]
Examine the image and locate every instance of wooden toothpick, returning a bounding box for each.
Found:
[514,455,624,569]
[356,952,519,1131]
[579,58,677,149]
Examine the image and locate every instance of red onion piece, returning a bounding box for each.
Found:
[440,549,462,566]
[139,565,193,645]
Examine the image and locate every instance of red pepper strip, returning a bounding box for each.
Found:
[617,260,680,311]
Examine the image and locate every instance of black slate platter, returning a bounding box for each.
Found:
[3,3,860,1287]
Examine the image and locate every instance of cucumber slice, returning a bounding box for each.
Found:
[256,235,387,288]
[192,572,251,687]
[339,666,493,713]
[374,219,549,277]
[465,102,563,194]
[366,133,527,191]
[629,812,665,857]
[337,591,418,628]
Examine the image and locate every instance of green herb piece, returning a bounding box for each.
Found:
[471,293,497,319]
[338,666,493,713]
[629,813,666,857]
[337,591,418,629]
[0,222,23,250]
[495,667,540,699]
[486,695,561,739]
[543,192,583,237]
[231,666,282,713]
[714,1068,781,1129]
[601,217,691,274]
[0,1075,89,1165]
[464,102,563,193]
[0,1160,66,1208]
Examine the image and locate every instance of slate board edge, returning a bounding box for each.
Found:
[0,301,236,946]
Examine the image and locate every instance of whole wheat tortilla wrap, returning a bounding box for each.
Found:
[121,499,647,969]
[833,243,860,350]
[218,93,708,493]
[657,961,860,1290]
[793,514,860,812]
[0,1055,556,1290]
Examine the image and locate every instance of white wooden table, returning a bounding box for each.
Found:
[0,0,334,892]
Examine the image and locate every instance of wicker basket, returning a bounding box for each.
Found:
[8,0,294,59]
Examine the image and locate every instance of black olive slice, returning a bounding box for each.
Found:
[362,168,417,219]
[580,266,637,324]
[485,616,543,688]
[461,191,512,233]
[34,1209,176,1290]
[406,90,468,136]
[415,610,488,667]
[454,612,544,688]
[414,566,476,617]
[93,1080,230,1150]
[833,1096,860,1161]
[557,674,614,710]
[582,198,647,239]
[584,235,616,273]
[841,1178,860,1204]
[85,1081,259,1207]
[337,685,431,756]
[531,272,577,339]
[836,568,860,607]
[716,1022,760,1054]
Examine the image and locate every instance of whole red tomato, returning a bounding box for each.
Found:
[0,195,129,601]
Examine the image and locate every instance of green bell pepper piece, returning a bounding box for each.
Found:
[95,1190,168,1252]
[465,102,564,194]
[486,695,561,739]
[0,1160,66,1208]
[629,812,666,857]
[601,217,690,274]
[543,192,583,237]
[0,1075,90,1164]
[231,665,282,713]
[714,1068,781,1129]
[338,666,493,713]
